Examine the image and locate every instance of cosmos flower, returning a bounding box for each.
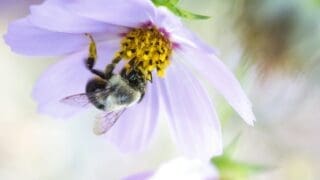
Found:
[124,157,219,180]
[4,0,255,159]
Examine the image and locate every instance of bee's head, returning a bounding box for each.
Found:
[121,68,147,92]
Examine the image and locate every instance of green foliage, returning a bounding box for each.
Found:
[211,136,270,180]
[314,0,320,6]
[151,0,210,20]
[166,4,210,20]
[169,0,180,5]
[152,0,171,5]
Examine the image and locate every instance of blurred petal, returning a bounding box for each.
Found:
[177,47,256,125]
[123,171,154,180]
[158,58,222,159]
[29,0,126,33]
[151,157,219,180]
[106,79,160,152]
[65,0,156,28]
[4,18,88,56]
[32,42,119,118]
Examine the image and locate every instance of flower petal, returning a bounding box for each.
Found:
[171,27,216,54]
[151,6,183,31]
[106,80,160,152]
[151,157,219,179]
[123,171,154,180]
[32,41,119,118]
[65,0,156,28]
[28,0,126,33]
[177,47,256,125]
[4,18,88,56]
[157,58,222,160]
[151,7,215,55]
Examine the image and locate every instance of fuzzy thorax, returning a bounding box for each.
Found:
[115,25,172,81]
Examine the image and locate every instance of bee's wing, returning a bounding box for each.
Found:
[60,90,110,108]
[60,93,91,107]
[93,108,126,135]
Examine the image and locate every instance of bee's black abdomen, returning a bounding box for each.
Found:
[86,78,107,110]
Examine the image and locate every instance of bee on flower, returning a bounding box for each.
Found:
[4,0,255,159]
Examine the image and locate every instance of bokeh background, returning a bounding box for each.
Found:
[0,0,319,179]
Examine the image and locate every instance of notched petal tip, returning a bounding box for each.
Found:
[247,109,256,126]
[3,32,13,52]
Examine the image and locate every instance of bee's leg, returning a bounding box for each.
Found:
[138,92,145,103]
[85,33,105,79]
[148,71,153,83]
[104,56,122,79]
[119,67,126,77]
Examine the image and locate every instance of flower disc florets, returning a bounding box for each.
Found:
[116,24,172,80]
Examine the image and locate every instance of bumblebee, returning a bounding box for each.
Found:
[61,34,148,135]
[62,24,172,134]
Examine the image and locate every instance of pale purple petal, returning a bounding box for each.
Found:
[171,27,216,54]
[151,7,215,55]
[4,18,88,56]
[123,171,154,180]
[123,157,218,180]
[65,0,156,28]
[150,157,219,179]
[32,42,119,118]
[176,47,256,125]
[106,79,160,152]
[28,0,127,33]
[157,58,222,159]
[151,6,183,32]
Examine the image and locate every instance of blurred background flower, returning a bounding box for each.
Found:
[124,157,218,180]
[0,0,320,179]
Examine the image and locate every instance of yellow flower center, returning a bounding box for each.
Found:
[114,25,172,81]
